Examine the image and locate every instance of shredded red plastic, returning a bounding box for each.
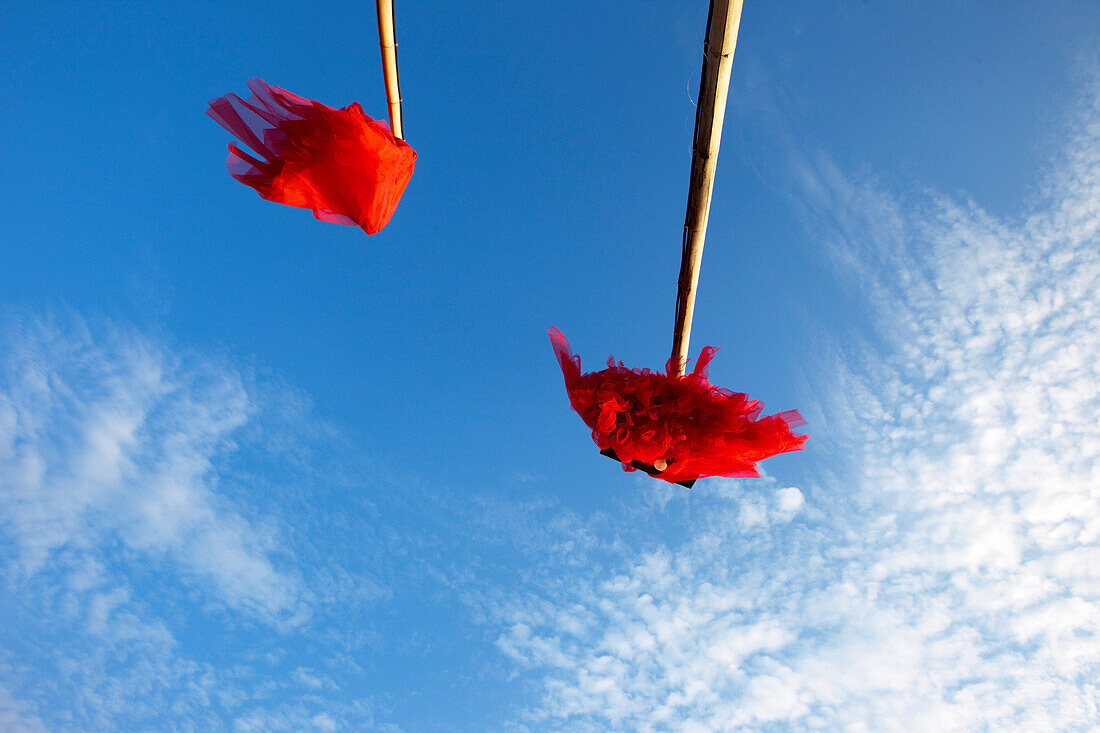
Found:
[207,79,416,234]
[549,327,807,484]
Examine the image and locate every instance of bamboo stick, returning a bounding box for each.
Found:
[671,0,744,376]
[375,0,404,140]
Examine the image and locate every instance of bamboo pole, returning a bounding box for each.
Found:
[671,0,743,376]
[375,0,404,140]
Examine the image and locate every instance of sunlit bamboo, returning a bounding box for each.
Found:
[671,0,744,375]
[375,0,404,139]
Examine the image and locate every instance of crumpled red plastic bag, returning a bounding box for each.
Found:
[208,79,416,234]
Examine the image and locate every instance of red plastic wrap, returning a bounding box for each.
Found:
[549,327,806,484]
[207,79,416,234]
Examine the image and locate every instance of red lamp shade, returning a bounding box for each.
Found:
[549,327,806,485]
[207,79,416,234]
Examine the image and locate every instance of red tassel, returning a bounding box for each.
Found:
[549,327,807,484]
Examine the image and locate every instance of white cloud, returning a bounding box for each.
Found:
[0,315,388,730]
[491,79,1100,730]
[0,315,304,623]
[775,487,804,514]
[0,684,49,733]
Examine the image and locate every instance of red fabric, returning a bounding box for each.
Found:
[549,327,807,484]
[207,79,416,234]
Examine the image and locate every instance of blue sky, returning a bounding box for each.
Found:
[2,1,1099,730]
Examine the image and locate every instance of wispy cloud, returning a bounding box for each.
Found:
[489,79,1100,730]
[0,683,49,733]
[0,315,304,623]
[0,315,391,730]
